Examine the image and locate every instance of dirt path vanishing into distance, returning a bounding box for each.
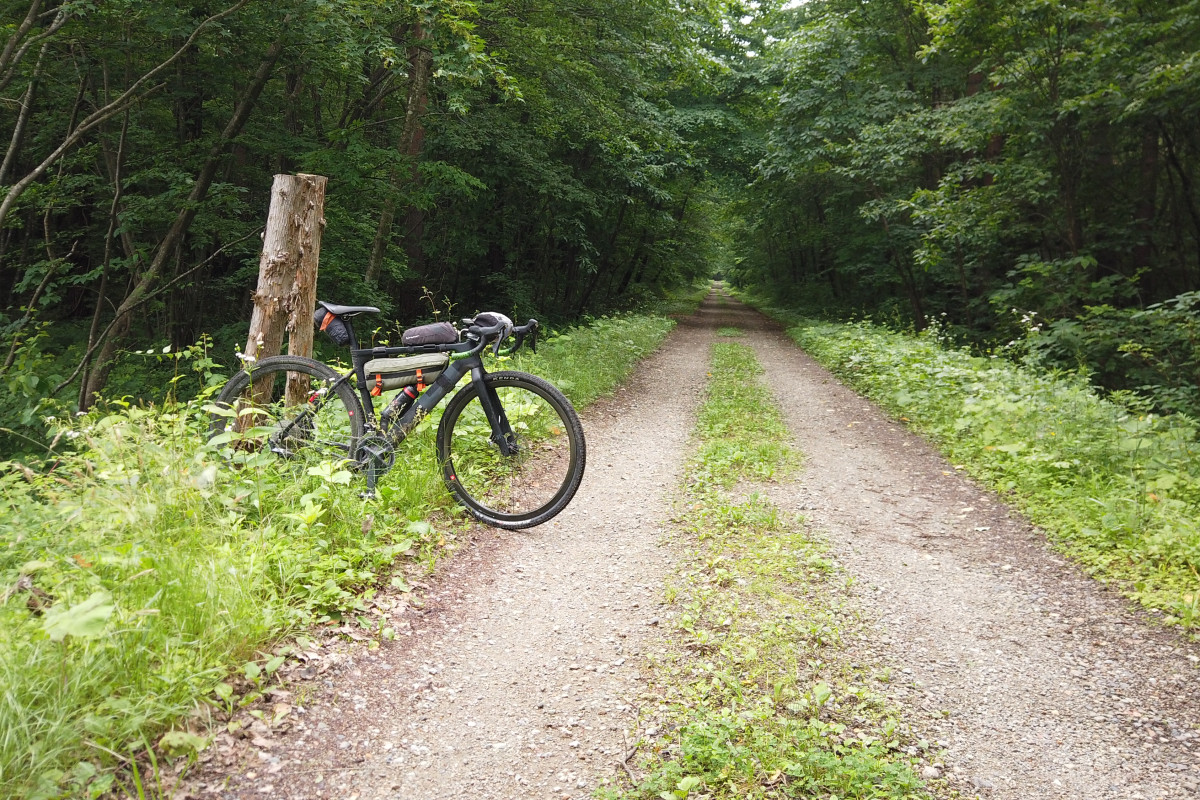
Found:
[194,290,1200,800]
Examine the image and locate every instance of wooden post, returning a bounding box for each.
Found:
[243,173,327,406]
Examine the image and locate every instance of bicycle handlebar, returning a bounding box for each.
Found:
[461,313,539,356]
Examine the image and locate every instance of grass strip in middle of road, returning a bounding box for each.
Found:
[607,339,932,800]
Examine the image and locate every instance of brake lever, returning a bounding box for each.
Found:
[492,324,513,357]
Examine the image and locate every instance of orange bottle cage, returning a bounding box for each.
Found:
[371,374,383,396]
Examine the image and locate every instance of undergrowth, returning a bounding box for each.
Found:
[0,311,677,800]
[608,339,931,800]
[781,316,1200,626]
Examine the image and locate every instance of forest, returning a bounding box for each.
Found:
[4,2,1200,797]
[1,0,1199,426]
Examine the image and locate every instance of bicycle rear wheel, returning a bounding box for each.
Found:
[209,355,363,463]
[436,371,585,529]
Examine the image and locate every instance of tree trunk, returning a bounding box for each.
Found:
[1133,125,1158,275]
[574,202,629,313]
[242,174,327,407]
[1160,122,1200,280]
[366,20,433,285]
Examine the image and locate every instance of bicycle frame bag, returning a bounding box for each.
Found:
[313,307,352,346]
[401,321,458,346]
[363,353,449,396]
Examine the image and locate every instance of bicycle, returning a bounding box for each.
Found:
[208,301,586,529]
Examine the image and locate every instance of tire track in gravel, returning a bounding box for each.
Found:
[198,297,728,800]
[722,292,1200,800]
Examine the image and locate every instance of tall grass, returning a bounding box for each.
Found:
[0,311,677,800]
[510,313,677,407]
[786,318,1200,623]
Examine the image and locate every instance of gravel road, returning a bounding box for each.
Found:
[190,300,716,800]
[193,290,1200,800]
[737,295,1200,800]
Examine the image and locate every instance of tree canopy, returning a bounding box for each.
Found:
[3,0,1199,424]
[735,0,1200,413]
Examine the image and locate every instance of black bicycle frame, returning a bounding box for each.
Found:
[340,322,515,454]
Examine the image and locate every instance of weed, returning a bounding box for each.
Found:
[782,316,1200,624]
[609,342,929,799]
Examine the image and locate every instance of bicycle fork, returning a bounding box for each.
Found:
[471,368,519,456]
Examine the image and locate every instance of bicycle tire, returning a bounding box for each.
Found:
[209,355,364,464]
[436,371,585,529]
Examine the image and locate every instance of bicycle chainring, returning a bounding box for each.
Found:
[354,434,396,474]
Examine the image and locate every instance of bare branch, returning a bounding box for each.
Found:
[0,243,71,373]
[54,227,264,396]
[0,4,70,94]
[0,39,48,186]
[0,0,251,232]
[0,0,44,81]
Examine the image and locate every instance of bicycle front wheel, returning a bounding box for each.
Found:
[436,371,585,529]
[209,355,363,463]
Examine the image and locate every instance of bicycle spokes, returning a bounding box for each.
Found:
[441,379,581,525]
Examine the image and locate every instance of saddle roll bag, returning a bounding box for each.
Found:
[362,353,449,396]
[401,321,458,346]
[313,307,352,346]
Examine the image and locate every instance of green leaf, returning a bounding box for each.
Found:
[384,538,414,558]
[42,591,114,642]
[307,463,352,485]
[158,730,209,757]
[405,520,433,537]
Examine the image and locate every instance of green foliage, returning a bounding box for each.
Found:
[787,315,1200,621]
[1021,292,1200,416]
[1,0,732,418]
[0,400,438,799]
[693,342,797,486]
[507,313,677,408]
[609,340,929,800]
[0,310,674,799]
[732,0,1200,408]
[0,324,67,453]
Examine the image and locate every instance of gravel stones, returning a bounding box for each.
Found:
[186,293,1200,800]
[190,308,715,799]
[748,298,1200,800]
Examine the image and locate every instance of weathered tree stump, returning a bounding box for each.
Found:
[242,173,327,407]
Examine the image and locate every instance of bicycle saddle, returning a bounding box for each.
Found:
[317,301,380,317]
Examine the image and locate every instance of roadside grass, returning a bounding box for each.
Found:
[0,311,677,800]
[509,313,677,408]
[649,283,712,319]
[777,316,1200,626]
[607,339,931,800]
